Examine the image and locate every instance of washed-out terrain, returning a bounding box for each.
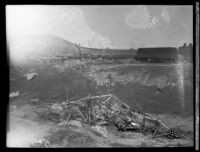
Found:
[8,59,194,147]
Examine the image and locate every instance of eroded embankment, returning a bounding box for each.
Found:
[9,61,193,115]
[8,61,193,147]
[86,63,193,115]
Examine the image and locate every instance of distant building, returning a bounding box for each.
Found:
[178,43,193,61]
[136,47,178,62]
[101,49,137,59]
[77,47,137,60]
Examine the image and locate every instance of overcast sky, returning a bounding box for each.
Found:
[6,5,193,49]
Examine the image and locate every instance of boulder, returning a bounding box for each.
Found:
[9,91,20,98]
[24,72,38,80]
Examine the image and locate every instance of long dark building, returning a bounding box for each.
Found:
[74,48,137,60]
[136,47,178,62]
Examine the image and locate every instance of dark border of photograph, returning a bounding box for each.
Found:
[1,0,199,151]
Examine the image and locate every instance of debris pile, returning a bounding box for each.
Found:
[35,94,180,139]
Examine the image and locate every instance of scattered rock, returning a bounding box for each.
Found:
[16,111,25,118]
[24,72,38,80]
[68,120,82,127]
[91,125,108,137]
[9,91,20,98]
[30,98,40,103]
[32,138,50,147]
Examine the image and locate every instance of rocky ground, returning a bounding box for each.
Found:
[7,103,193,147]
[8,60,194,147]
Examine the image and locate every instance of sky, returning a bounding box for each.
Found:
[6,5,193,49]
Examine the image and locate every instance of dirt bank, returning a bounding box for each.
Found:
[8,61,194,147]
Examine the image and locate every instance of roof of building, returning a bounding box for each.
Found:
[82,48,137,56]
[137,47,178,59]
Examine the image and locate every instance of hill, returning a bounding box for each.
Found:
[9,34,139,65]
[11,34,81,58]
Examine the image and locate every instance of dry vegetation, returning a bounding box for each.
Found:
[8,59,194,147]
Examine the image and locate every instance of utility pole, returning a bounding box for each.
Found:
[67,87,68,101]
[75,43,82,61]
[78,44,82,61]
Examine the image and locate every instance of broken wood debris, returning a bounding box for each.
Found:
[35,94,180,139]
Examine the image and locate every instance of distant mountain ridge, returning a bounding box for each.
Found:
[12,34,80,57]
[11,34,138,58]
[10,34,185,59]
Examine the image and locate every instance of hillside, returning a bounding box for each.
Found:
[10,34,81,58]
[9,34,138,64]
